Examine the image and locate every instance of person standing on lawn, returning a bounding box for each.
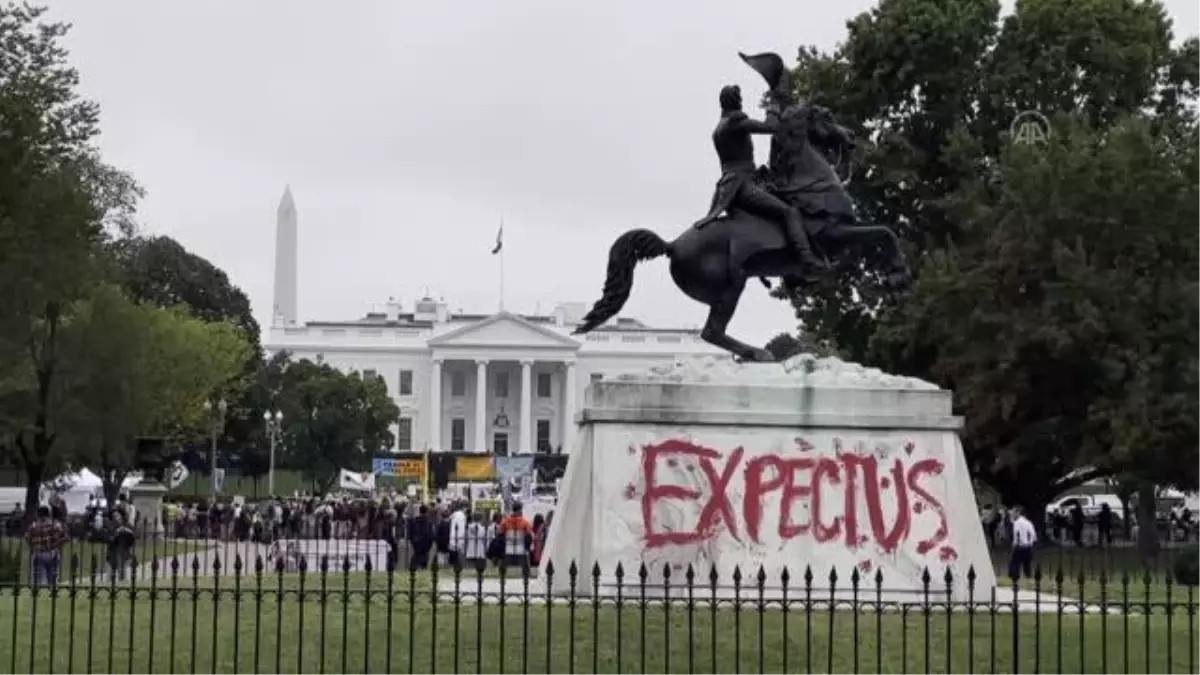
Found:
[107,510,137,582]
[447,500,468,568]
[25,505,68,588]
[463,511,489,572]
[1009,505,1037,582]
[499,501,533,569]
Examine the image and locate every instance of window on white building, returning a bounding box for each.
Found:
[450,418,466,450]
[536,372,552,398]
[492,432,509,456]
[495,372,509,398]
[363,368,377,379]
[396,418,413,451]
[451,371,466,397]
[590,373,603,384]
[398,369,413,395]
[536,419,551,453]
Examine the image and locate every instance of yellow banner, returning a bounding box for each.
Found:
[395,459,425,478]
[455,456,495,480]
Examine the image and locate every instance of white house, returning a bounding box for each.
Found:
[263,189,722,455]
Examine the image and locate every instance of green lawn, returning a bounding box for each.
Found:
[987,543,1198,605]
[996,574,1196,607]
[0,540,1191,673]
[987,543,1194,582]
[0,571,1194,674]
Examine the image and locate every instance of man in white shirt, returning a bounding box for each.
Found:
[447,501,468,567]
[1008,506,1037,582]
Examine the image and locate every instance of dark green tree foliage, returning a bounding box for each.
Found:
[782,0,1196,361]
[0,4,141,514]
[109,234,263,456]
[228,350,290,482]
[274,358,400,495]
[110,235,260,349]
[764,331,837,361]
[778,0,1198,516]
[871,118,1198,512]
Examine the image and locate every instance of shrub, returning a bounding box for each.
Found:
[1173,547,1199,586]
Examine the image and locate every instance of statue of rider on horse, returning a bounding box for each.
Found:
[574,51,912,362]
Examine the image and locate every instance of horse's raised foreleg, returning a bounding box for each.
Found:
[700,284,776,362]
[825,223,911,287]
[830,224,906,269]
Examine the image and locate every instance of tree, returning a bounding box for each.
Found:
[774,0,1198,525]
[274,358,399,495]
[109,234,264,457]
[58,285,252,504]
[228,350,290,488]
[868,117,1198,533]
[0,3,141,515]
[781,0,1196,360]
[110,235,260,350]
[764,331,837,361]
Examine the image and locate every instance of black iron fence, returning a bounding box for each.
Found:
[5,517,1192,589]
[0,533,1196,673]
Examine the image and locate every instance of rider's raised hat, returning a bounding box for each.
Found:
[738,51,787,91]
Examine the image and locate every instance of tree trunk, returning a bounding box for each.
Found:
[99,444,125,514]
[102,475,123,513]
[22,461,45,525]
[1135,480,1160,559]
[318,473,337,497]
[20,302,62,525]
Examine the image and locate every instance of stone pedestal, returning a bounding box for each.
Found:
[127,480,167,539]
[540,355,996,602]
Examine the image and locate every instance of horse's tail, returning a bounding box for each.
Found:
[574,228,670,334]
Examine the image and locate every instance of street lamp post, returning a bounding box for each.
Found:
[263,410,284,496]
[202,397,227,499]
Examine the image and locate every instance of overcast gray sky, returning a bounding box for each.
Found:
[48,0,1198,344]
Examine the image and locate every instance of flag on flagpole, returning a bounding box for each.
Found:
[491,222,504,254]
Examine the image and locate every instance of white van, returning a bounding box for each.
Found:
[1045,493,1124,521]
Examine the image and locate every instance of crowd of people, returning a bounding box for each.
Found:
[152,492,554,569]
[980,501,1197,549]
[17,488,555,587]
[157,493,407,542]
[403,500,553,572]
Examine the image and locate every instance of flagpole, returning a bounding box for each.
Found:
[422,445,430,502]
[498,217,506,312]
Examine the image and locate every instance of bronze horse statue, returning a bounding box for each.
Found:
[574,52,911,362]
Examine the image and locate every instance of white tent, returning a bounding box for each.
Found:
[45,468,101,515]
[45,468,143,515]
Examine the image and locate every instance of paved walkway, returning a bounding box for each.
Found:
[78,538,394,583]
[434,578,1109,614]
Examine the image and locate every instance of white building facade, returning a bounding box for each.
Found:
[263,189,722,455]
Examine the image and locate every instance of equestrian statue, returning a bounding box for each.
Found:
[574,51,913,362]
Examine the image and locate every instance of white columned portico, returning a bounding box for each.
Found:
[474,359,489,452]
[429,359,443,451]
[562,361,577,453]
[519,359,533,454]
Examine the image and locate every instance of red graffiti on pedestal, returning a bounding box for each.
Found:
[632,438,955,560]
